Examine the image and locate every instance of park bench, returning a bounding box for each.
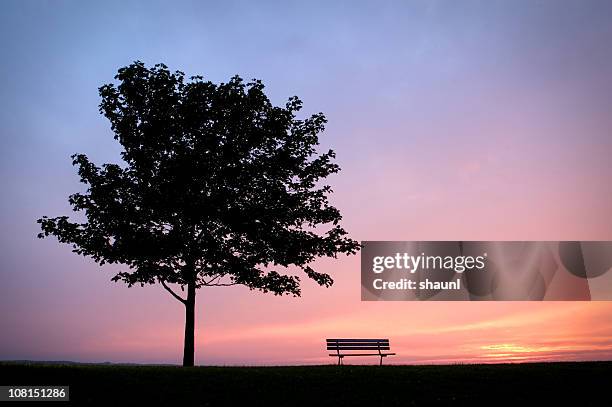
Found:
[326,338,395,365]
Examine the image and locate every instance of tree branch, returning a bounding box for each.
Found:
[203,274,221,286]
[202,274,238,287]
[160,278,187,304]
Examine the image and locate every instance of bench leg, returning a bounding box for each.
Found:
[380,355,383,366]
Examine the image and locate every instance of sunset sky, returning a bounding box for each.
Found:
[1,0,612,365]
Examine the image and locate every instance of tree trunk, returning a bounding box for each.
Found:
[182,281,196,367]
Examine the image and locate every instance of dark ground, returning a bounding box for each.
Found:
[0,361,610,406]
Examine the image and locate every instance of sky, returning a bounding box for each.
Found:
[1,0,612,365]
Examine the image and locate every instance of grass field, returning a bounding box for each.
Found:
[1,361,610,405]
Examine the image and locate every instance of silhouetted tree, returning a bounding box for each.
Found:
[38,62,360,366]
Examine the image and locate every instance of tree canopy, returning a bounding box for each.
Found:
[38,61,359,300]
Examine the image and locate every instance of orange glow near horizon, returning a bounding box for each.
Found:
[58,293,612,365]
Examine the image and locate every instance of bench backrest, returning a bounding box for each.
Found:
[326,338,390,351]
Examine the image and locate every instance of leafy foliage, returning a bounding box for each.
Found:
[38,61,359,298]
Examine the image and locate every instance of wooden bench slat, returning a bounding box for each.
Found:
[326,343,389,346]
[326,339,389,343]
[327,345,390,348]
[326,342,389,345]
[327,344,390,347]
[327,350,391,352]
[327,346,391,350]
[329,353,396,357]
